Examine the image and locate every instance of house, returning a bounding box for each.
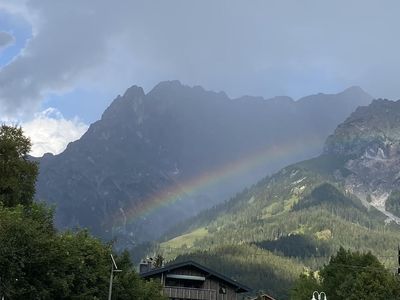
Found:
[140,260,251,300]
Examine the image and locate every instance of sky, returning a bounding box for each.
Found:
[1,0,400,156]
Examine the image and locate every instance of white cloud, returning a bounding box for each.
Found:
[21,108,88,157]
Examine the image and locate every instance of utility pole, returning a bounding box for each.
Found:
[108,254,122,300]
[397,245,400,275]
[0,276,3,300]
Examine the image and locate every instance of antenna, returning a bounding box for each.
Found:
[111,254,118,270]
[108,254,122,300]
[398,245,400,275]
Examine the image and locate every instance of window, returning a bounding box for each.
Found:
[165,278,203,289]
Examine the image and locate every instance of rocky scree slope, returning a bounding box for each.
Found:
[324,99,400,222]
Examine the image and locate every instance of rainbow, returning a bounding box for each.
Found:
[111,137,323,228]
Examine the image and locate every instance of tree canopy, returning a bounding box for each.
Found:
[291,247,400,300]
[0,125,38,207]
[0,203,165,299]
[0,125,165,299]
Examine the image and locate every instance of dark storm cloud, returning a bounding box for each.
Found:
[1,0,400,116]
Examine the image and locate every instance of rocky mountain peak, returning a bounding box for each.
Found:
[340,85,370,97]
[101,85,145,121]
[35,81,375,247]
[147,80,230,105]
[324,99,400,156]
[147,80,184,97]
[319,98,400,222]
[123,85,145,99]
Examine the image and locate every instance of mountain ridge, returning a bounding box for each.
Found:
[35,81,373,247]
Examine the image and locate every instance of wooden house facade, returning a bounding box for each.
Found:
[140,260,250,300]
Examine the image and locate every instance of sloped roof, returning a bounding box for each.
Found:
[248,293,277,300]
[140,260,251,293]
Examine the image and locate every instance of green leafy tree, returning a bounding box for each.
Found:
[291,248,400,300]
[113,252,166,300]
[290,272,321,300]
[0,204,166,299]
[320,247,400,300]
[0,125,38,207]
[0,203,59,299]
[0,126,165,299]
[153,254,165,268]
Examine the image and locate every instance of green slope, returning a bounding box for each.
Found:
[158,155,400,299]
[153,100,400,299]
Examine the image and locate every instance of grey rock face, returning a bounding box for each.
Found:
[36,81,372,246]
[324,99,400,223]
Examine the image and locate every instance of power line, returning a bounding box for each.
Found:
[160,245,399,259]
[158,245,400,272]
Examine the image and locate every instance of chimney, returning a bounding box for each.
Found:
[139,258,154,274]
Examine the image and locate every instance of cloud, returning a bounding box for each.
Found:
[1,0,400,118]
[21,108,88,157]
[0,31,15,50]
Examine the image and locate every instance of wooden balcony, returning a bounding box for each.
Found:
[163,286,217,300]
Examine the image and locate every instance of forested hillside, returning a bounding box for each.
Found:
[156,99,400,299]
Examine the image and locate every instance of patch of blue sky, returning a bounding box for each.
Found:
[0,10,32,68]
[41,88,116,124]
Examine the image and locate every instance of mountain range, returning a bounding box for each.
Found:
[35,81,372,247]
[159,98,400,299]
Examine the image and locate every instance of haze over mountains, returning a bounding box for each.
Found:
[160,98,400,299]
[35,81,372,246]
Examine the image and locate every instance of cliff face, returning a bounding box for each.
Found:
[324,99,400,221]
[36,81,372,246]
